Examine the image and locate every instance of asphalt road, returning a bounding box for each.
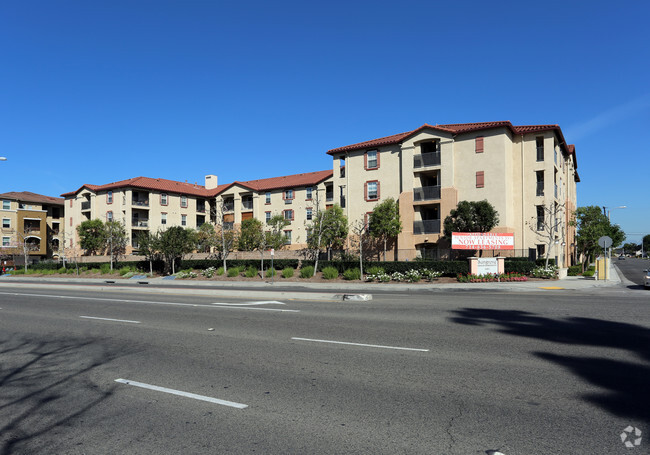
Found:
[1,284,649,454]
[613,257,650,288]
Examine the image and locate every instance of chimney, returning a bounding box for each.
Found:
[205,175,218,190]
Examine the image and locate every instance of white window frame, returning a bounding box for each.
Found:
[2,236,10,246]
[181,214,187,226]
[367,150,378,169]
[265,192,271,204]
[2,218,10,228]
[161,213,167,225]
[367,181,378,200]
[306,208,312,221]
[2,200,10,210]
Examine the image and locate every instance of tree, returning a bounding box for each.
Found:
[135,230,160,275]
[443,200,499,238]
[530,202,567,269]
[307,204,348,275]
[623,243,639,255]
[104,221,128,271]
[196,223,217,254]
[238,218,264,252]
[76,219,106,255]
[213,199,237,273]
[350,219,371,277]
[14,231,39,272]
[368,198,402,261]
[157,226,196,275]
[574,206,626,270]
[265,215,290,250]
[643,235,650,256]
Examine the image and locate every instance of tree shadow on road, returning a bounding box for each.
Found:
[449,308,650,424]
[0,335,125,454]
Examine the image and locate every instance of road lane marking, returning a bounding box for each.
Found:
[291,337,429,352]
[539,286,565,290]
[80,316,141,324]
[0,292,298,312]
[114,379,248,409]
[210,301,285,306]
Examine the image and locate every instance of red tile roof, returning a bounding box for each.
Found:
[61,170,334,198]
[0,191,64,205]
[327,121,577,169]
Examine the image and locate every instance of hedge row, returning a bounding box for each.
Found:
[29,257,536,277]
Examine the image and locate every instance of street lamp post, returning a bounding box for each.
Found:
[603,205,626,221]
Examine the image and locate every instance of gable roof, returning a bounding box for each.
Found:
[327,121,577,169]
[0,191,64,206]
[61,169,334,198]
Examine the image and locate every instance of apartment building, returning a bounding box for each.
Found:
[327,121,579,266]
[62,170,333,254]
[0,191,65,264]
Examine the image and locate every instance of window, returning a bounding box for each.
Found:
[265,211,271,223]
[51,207,60,218]
[476,171,484,188]
[306,207,312,221]
[160,193,168,206]
[306,187,313,200]
[537,244,545,258]
[339,157,346,177]
[536,206,544,231]
[283,190,294,203]
[2,200,9,210]
[283,209,294,221]
[536,171,544,196]
[365,150,379,169]
[536,137,544,161]
[106,211,113,222]
[265,192,271,204]
[2,237,9,246]
[284,230,292,244]
[2,218,9,228]
[181,196,188,208]
[365,181,379,201]
[107,191,113,204]
[181,214,187,226]
[475,137,484,153]
[161,213,167,225]
[52,222,60,233]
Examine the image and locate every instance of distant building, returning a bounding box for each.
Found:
[0,191,65,265]
[61,170,333,254]
[327,121,579,266]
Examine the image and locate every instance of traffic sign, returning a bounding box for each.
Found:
[598,236,612,248]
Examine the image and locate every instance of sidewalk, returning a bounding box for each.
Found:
[0,263,624,299]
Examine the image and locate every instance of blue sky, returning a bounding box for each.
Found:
[1,0,648,243]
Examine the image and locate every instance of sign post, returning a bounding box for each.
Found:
[598,236,612,281]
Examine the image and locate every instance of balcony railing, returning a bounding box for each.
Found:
[223,203,234,212]
[81,201,91,211]
[132,199,149,207]
[242,201,253,210]
[536,182,544,196]
[24,227,41,234]
[413,152,441,168]
[413,185,441,202]
[196,206,206,213]
[132,220,149,228]
[413,219,440,235]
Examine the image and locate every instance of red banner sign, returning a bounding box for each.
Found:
[451,232,514,250]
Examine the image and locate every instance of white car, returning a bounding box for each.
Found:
[645,269,650,289]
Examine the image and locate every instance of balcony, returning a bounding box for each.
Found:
[196,206,206,213]
[81,201,91,211]
[132,199,149,207]
[223,203,234,212]
[536,182,544,197]
[413,219,440,235]
[413,152,441,168]
[24,226,41,234]
[413,185,441,202]
[132,220,149,228]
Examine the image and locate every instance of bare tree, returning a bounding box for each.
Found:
[350,219,370,277]
[213,198,237,273]
[529,202,566,268]
[15,230,40,272]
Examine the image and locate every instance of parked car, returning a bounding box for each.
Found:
[618,255,626,260]
[645,269,650,289]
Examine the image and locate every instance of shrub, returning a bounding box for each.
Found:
[119,266,135,276]
[227,267,241,277]
[266,268,276,278]
[245,266,258,278]
[89,268,100,274]
[322,266,339,280]
[421,269,442,281]
[176,269,197,279]
[100,264,112,274]
[366,266,384,276]
[300,266,314,278]
[66,268,75,274]
[57,267,67,274]
[531,266,558,279]
[567,264,582,276]
[201,267,217,278]
[11,269,25,275]
[404,269,421,282]
[216,266,225,276]
[282,267,294,278]
[582,269,595,277]
[343,268,361,280]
